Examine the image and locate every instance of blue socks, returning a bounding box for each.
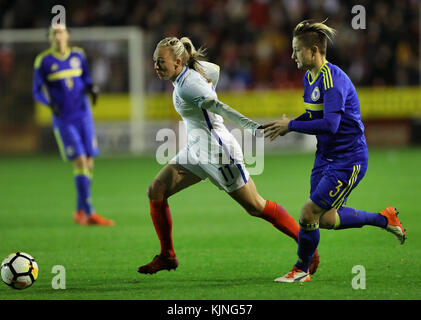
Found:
[295,222,320,272]
[74,168,93,216]
[334,206,387,229]
[294,207,387,273]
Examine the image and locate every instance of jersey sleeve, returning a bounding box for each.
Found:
[322,70,346,114]
[288,112,341,135]
[32,55,51,106]
[294,112,312,122]
[78,49,93,87]
[178,75,261,134]
[177,75,217,107]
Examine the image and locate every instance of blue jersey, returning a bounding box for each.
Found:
[32,47,93,121]
[289,61,368,162]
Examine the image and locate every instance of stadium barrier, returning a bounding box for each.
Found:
[28,86,421,156]
[35,87,421,124]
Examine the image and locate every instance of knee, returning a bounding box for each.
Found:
[299,201,323,225]
[300,207,314,224]
[73,156,88,170]
[147,179,167,201]
[86,158,94,172]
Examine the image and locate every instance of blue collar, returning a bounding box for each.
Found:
[175,66,188,83]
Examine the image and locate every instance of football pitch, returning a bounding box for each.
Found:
[1,148,420,300]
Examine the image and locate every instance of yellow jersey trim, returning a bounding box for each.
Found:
[34,47,73,69]
[50,47,71,61]
[34,48,53,69]
[307,61,329,85]
[332,165,361,209]
[47,68,83,81]
[53,128,67,162]
[321,65,334,90]
[304,102,323,111]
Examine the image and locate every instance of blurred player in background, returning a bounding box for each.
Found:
[263,20,406,282]
[137,37,319,275]
[32,23,114,226]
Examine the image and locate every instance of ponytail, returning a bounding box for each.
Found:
[180,37,210,83]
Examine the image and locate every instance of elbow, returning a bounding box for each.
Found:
[327,121,340,134]
[325,113,341,134]
[200,97,218,110]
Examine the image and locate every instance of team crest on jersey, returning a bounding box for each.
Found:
[69,56,81,69]
[311,86,320,101]
[51,63,58,71]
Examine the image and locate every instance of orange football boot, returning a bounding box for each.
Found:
[380,207,406,244]
[87,213,115,226]
[73,210,88,225]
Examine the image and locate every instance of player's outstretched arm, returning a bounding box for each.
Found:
[288,111,341,135]
[200,98,262,135]
[262,114,291,141]
[177,77,262,135]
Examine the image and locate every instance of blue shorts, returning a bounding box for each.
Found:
[52,116,99,161]
[310,155,368,210]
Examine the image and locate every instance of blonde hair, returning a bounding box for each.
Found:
[155,36,210,82]
[293,19,337,55]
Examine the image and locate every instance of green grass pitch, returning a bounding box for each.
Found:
[1,148,420,300]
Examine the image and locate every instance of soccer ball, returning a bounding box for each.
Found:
[1,252,38,290]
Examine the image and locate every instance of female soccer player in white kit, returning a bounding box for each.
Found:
[137,37,319,275]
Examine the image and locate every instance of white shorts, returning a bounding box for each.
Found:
[170,136,250,193]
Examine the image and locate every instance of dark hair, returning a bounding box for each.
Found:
[293,19,336,55]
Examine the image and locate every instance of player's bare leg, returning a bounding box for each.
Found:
[319,208,337,229]
[229,178,319,275]
[228,177,266,216]
[73,155,114,226]
[138,164,202,274]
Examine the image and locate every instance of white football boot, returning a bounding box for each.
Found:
[274,266,310,283]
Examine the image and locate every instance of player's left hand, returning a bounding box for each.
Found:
[262,114,291,141]
[86,84,100,106]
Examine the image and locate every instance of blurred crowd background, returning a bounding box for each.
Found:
[1,0,419,93]
[0,0,420,155]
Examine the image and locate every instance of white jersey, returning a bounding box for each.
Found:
[170,61,259,192]
[172,62,224,149]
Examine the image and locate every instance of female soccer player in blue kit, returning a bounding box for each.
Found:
[32,23,114,226]
[263,20,406,282]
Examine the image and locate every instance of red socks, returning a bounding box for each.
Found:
[260,200,299,242]
[149,199,299,257]
[149,199,175,257]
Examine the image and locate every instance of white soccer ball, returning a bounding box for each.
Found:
[1,252,38,290]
